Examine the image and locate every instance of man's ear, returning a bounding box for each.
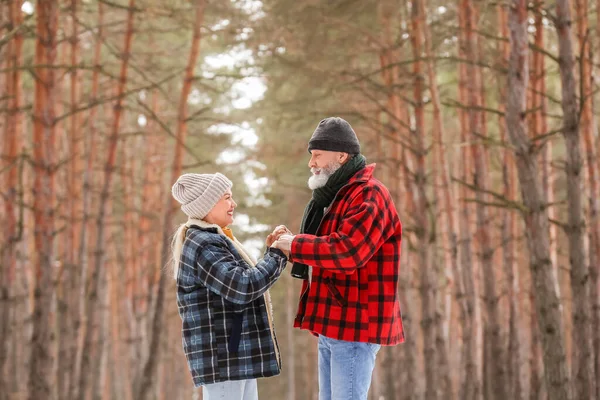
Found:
[339,152,350,164]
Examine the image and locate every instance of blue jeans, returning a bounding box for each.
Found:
[318,335,381,400]
[202,379,258,400]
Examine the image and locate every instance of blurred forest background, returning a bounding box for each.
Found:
[1,0,600,399]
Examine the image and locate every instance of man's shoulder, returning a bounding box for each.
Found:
[344,175,392,200]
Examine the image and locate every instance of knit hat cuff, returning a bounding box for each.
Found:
[308,139,360,154]
[180,173,232,219]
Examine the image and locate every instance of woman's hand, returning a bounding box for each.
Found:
[266,225,292,247]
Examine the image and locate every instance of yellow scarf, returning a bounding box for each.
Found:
[222,227,236,241]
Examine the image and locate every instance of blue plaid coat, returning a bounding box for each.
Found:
[176,224,288,387]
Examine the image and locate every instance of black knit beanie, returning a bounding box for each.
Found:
[307,117,360,154]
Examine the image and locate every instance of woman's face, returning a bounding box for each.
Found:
[204,189,237,228]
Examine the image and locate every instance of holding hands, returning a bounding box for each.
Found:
[266,225,295,257]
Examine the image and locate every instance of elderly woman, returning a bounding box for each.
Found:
[170,172,289,400]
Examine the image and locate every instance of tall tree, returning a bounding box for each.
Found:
[408,1,437,398]
[555,0,595,398]
[29,1,59,398]
[457,3,482,399]
[418,0,454,397]
[72,3,104,399]
[574,0,600,396]
[135,1,206,399]
[461,1,507,397]
[506,1,571,399]
[1,2,23,395]
[81,0,137,396]
[498,3,524,399]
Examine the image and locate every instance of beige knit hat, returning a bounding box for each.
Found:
[171,173,233,219]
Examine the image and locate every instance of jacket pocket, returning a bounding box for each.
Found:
[324,277,348,307]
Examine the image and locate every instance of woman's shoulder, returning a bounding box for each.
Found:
[180,227,229,263]
[185,225,222,246]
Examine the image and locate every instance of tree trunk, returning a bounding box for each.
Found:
[121,122,137,400]
[110,235,134,400]
[457,4,482,399]
[574,1,600,398]
[507,2,572,399]
[378,0,407,202]
[286,273,296,400]
[555,0,595,398]
[1,2,23,396]
[530,295,547,400]
[498,3,525,399]
[72,3,103,399]
[417,1,454,398]
[409,1,436,399]
[69,0,81,267]
[29,1,59,398]
[534,12,554,400]
[135,1,206,399]
[81,0,135,396]
[462,1,507,397]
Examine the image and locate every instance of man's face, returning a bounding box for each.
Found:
[307,150,347,189]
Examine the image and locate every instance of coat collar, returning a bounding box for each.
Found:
[347,163,376,185]
[185,218,224,235]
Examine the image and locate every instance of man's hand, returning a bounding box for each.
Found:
[272,234,294,253]
[266,225,292,247]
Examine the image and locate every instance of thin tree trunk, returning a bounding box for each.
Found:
[72,3,103,399]
[498,3,525,399]
[1,2,23,396]
[286,273,296,400]
[555,0,595,398]
[138,89,166,362]
[135,1,205,398]
[81,0,135,396]
[121,124,137,400]
[66,6,83,391]
[461,0,507,397]
[507,1,572,399]
[408,1,436,399]
[100,257,112,400]
[54,30,74,400]
[378,0,406,202]
[419,1,454,398]
[397,143,420,400]
[110,236,134,400]
[574,1,600,398]
[457,4,481,399]
[29,1,59,399]
[590,53,600,400]
[530,296,546,400]
[281,193,297,400]
[69,0,81,267]
[534,13,553,400]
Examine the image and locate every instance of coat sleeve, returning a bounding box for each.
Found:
[195,240,288,305]
[290,185,395,274]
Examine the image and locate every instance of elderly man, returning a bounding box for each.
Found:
[274,117,405,400]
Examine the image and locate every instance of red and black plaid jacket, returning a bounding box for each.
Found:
[291,164,405,345]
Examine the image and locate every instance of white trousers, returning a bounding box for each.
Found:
[202,379,258,400]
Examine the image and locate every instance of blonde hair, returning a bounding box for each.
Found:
[170,223,189,280]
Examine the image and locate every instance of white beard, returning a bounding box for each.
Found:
[308,161,342,190]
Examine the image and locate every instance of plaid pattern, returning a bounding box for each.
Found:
[291,164,405,345]
[177,226,288,387]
